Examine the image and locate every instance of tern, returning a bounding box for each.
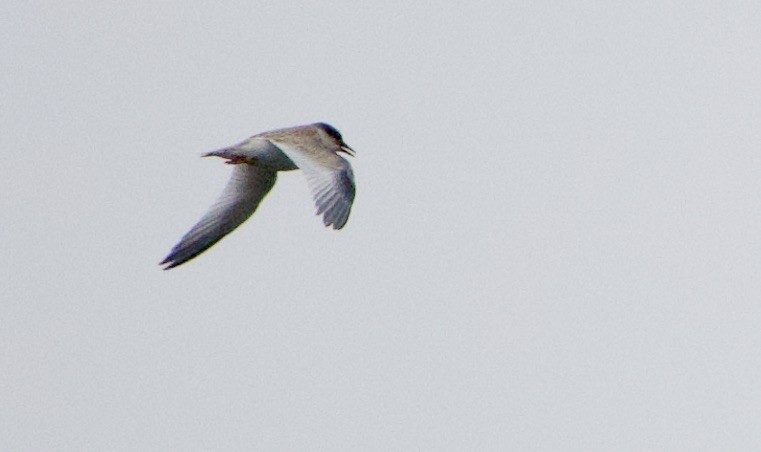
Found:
[160,122,356,270]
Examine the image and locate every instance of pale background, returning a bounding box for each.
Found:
[2,1,760,450]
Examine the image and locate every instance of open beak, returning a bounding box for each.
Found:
[340,143,356,156]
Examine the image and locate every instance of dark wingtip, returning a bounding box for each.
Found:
[158,239,218,271]
[159,250,182,270]
[159,257,175,270]
[159,250,188,270]
[160,256,185,270]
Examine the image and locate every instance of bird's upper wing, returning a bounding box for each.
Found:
[267,139,355,229]
[160,165,277,269]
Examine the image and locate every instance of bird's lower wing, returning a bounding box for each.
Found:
[269,140,356,229]
[160,165,277,269]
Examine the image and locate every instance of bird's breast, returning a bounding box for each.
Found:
[243,139,298,171]
[259,149,298,171]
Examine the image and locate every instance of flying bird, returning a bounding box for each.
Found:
[160,122,356,270]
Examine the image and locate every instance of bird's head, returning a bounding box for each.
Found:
[316,122,355,156]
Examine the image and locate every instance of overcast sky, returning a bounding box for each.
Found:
[2,1,761,450]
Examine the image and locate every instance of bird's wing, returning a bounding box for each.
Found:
[268,139,355,229]
[160,165,277,269]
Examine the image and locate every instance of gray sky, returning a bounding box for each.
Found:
[2,1,761,450]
